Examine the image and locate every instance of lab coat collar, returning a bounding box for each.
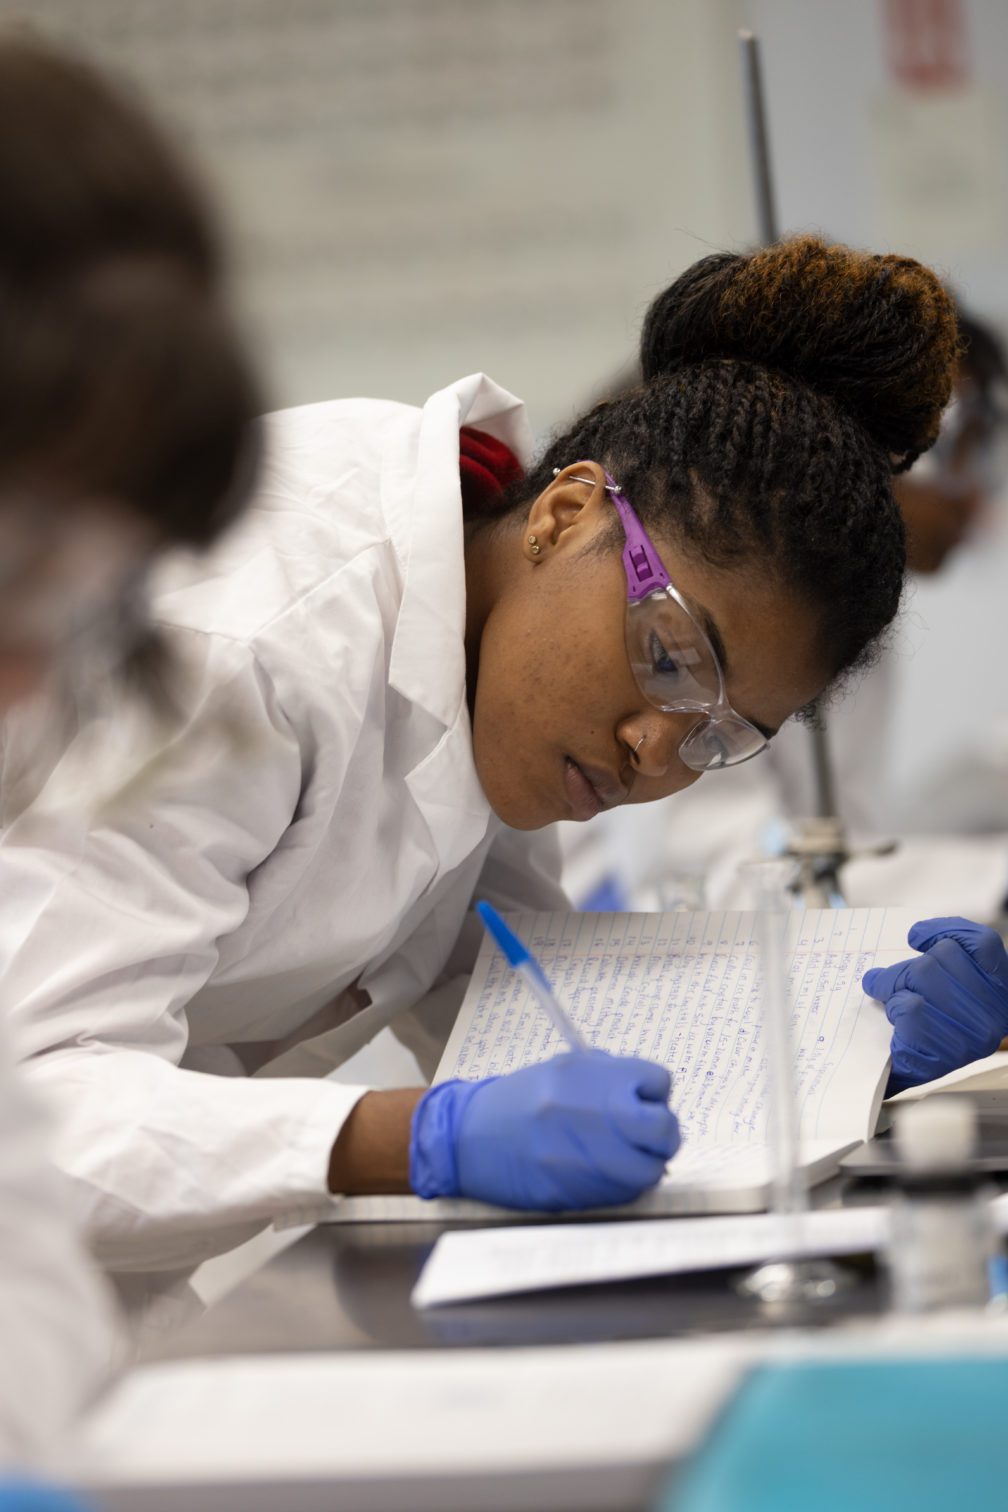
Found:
[385,373,532,730]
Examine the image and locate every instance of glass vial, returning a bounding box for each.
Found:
[887,1097,995,1314]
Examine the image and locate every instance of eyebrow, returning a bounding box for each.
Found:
[696,604,729,677]
[696,602,779,743]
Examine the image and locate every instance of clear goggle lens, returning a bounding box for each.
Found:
[678,713,768,772]
[624,593,721,709]
[624,594,768,772]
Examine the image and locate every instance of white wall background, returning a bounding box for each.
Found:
[5,0,755,429]
[744,0,1008,324]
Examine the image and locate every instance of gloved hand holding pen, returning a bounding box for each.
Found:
[409,903,680,1211]
[862,916,1008,1094]
[411,1051,679,1210]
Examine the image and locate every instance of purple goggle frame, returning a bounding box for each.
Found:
[561,466,770,772]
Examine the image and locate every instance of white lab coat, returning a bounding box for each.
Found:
[0,374,567,1276]
[0,1010,118,1463]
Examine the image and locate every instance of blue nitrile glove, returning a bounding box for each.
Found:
[862,916,1008,1094]
[409,1051,679,1210]
[0,1482,91,1510]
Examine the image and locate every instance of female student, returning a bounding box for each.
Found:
[0,34,259,1470]
[1,234,970,1281]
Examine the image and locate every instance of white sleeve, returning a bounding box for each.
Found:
[1,631,365,1274]
[0,1013,119,1464]
[390,824,570,1080]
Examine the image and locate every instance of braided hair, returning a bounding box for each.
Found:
[482,235,960,684]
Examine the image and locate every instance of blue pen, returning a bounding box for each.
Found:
[475,901,590,1054]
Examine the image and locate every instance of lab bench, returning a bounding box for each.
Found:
[85,1113,1008,1512]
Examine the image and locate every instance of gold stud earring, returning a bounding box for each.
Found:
[528,534,541,556]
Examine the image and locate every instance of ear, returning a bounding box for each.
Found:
[521,461,610,565]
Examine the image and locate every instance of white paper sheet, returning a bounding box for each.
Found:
[411,1206,891,1308]
[410,1196,1008,1310]
[312,909,910,1224]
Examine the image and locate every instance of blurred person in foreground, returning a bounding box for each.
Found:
[0,31,260,1496]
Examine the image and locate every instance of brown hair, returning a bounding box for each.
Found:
[640,235,961,473]
[0,34,260,546]
[491,235,959,685]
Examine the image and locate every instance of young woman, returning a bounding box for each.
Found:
[0,35,259,1470]
[1,234,967,1283]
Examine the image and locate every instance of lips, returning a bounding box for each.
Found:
[562,757,627,821]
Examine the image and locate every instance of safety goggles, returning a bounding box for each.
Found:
[565,467,770,772]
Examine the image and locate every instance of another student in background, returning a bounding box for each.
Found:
[896,307,1008,575]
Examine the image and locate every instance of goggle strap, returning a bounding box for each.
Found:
[555,466,671,603]
[603,472,672,603]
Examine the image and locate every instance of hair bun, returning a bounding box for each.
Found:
[639,235,960,470]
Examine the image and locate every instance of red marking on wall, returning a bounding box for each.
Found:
[883,0,971,89]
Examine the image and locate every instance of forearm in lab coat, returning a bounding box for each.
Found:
[25,1046,367,1273]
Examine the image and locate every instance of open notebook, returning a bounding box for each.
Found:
[318,907,908,1223]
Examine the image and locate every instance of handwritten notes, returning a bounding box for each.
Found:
[320,909,909,1222]
[437,909,904,1152]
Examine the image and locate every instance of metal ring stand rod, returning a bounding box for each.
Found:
[739,28,847,909]
[735,32,853,1309]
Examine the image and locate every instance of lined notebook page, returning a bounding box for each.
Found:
[436,908,909,1151]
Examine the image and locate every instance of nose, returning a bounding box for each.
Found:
[623,711,699,779]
